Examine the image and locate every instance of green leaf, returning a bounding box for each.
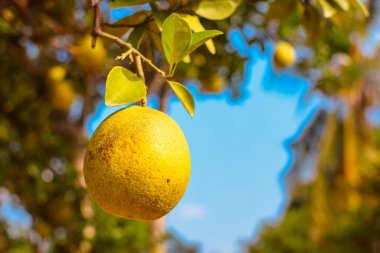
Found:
[161,13,192,66]
[182,55,191,63]
[333,0,350,11]
[179,14,217,54]
[113,10,150,26]
[127,24,146,49]
[193,0,242,20]
[167,81,195,117]
[148,21,164,52]
[303,6,321,41]
[349,0,369,16]
[183,30,223,57]
[150,3,170,30]
[317,0,336,18]
[105,66,147,107]
[110,0,155,8]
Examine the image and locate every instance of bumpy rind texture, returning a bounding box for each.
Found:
[83,106,191,220]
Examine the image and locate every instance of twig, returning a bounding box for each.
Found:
[159,84,169,112]
[91,1,166,77]
[91,1,101,48]
[115,49,133,61]
[135,55,147,107]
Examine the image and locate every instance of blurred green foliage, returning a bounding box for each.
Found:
[0,0,378,252]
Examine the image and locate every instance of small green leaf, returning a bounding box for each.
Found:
[110,0,155,8]
[193,0,242,20]
[182,55,191,63]
[183,30,223,57]
[179,14,217,54]
[161,13,192,66]
[317,0,336,18]
[167,81,195,117]
[349,0,369,16]
[105,66,147,107]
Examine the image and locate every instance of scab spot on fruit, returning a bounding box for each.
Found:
[166,179,170,183]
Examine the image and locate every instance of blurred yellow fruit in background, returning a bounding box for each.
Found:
[69,35,107,72]
[36,221,52,238]
[84,106,191,221]
[202,74,225,93]
[273,41,296,68]
[48,66,66,82]
[51,81,76,111]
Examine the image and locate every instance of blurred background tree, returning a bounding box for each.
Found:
[247,1,380,252]
[0,0,378,252]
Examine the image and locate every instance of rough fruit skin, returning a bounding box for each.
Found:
[83,106,191,221]
[273,41,296,68]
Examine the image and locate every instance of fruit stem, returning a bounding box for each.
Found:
[135,54,147,107]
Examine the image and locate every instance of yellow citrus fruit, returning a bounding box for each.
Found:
[36,221,52,238]
[51,81,76,111]
[70,35,107,72]
[202,74,225,93]
[48,66,66,82]
[273,41,296,68]
[83,106,191,220]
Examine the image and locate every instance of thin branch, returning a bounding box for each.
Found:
[91,1,101,48]
[96,29,167,76]
[135,55,147,107]
[91,1,166,77]
[159,84,169,112]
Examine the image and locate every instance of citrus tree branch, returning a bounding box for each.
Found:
[135,54,147,107]
[91,1,166,77]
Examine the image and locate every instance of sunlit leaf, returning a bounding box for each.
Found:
[167,81,195,117]
[161,13,192,66]
[182,55,191,63]
[193,0,242,20]
[349,0,369,16]
[179,14,216,54]
[333,0,350,11]
[105,66,147,106]
[183,30,223,57]
[317,0,337,18]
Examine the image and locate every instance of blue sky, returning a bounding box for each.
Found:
[87,30,322,252]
